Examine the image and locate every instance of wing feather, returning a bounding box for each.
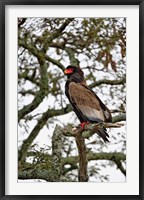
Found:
[69,82,105,122]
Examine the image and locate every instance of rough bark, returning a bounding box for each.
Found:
[75,131,88,182]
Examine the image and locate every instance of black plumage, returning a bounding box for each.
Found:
[64,65,112,142]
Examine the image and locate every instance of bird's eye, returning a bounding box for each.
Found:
[64,68,74,74]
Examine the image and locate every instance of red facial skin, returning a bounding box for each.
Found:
[64,68,74,74]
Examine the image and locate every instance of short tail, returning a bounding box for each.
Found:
[97,128,109,142]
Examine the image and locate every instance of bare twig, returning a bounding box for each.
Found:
[45,54,65,71]
[42,18,74,52]
[89,77,126,88]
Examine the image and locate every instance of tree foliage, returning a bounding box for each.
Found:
[18,17,126,182]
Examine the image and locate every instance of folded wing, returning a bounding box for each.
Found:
[68,82,111,123]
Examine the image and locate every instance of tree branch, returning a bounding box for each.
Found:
[50,125,63,181]
[112,113,126,123]
[45,54,65,71]
[18,169,74,182]
[18,151,126,181]
[42,18,74,53]
[18,61,48,121]
[19,89,36,96]
[18,38,45,61]
[62,152,126,176]
[19,124,75,182]
[18,105,71,163]
[19,109,125,163]
[75,131,88,182]
[65,47,79,65]
[62,152,126,164]
[89,77,126,88]
[115,160,126,176]
[63,118,126,140]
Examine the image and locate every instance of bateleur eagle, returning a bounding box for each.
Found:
[64,65,112,142]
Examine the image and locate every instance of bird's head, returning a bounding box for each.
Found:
[64,65,84,79]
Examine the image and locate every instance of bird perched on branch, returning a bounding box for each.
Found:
[64,65,112,142]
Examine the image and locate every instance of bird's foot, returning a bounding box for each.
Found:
[80,121,89,129]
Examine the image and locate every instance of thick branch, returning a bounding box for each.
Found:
[62,152,126,164]
[63,119,125,140]
[75,132,88,182]
[81,122,125,139]
[65,47,79,65]
[50,125,63,181]
[62,152,126,176]
[112,113,126,123]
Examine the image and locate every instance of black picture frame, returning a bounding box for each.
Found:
[0,0,143,199]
